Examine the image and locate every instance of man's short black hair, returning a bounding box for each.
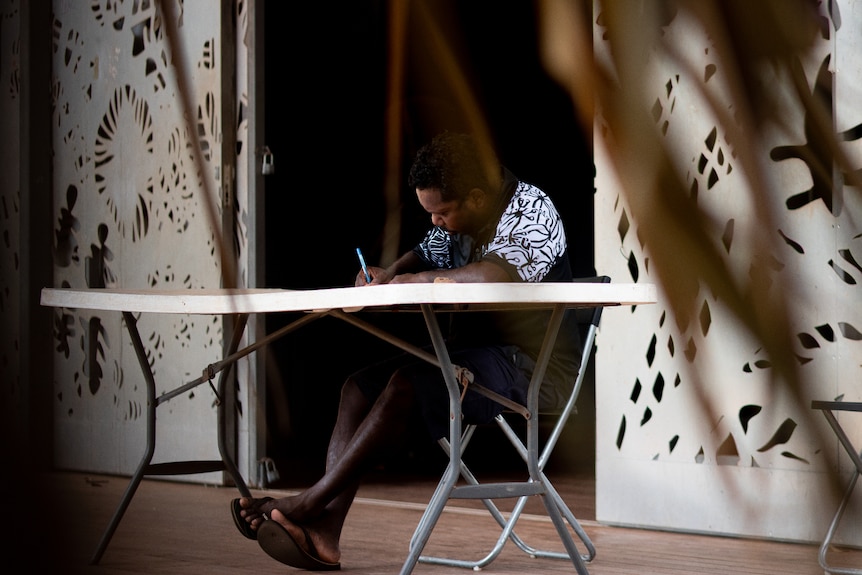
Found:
[408,132,500,202]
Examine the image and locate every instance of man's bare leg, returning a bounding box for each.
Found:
[240,372,418,562]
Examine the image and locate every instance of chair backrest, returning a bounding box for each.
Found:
[538,275,610,464]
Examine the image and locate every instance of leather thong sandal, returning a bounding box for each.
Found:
[257,519,341,571]
[231,496,274,540]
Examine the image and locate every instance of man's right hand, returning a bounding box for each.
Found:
[355,266,391,286]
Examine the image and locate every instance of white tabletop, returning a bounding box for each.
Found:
[40,282,657,315]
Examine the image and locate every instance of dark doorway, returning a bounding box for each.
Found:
[262,0,595,483]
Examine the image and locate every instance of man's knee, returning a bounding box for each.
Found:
[341,377,370,408]
[383,370,418,404]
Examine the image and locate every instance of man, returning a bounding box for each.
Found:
[232,132,582,570]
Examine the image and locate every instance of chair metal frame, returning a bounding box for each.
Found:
[811,400,862,575]
[411,276,609,572]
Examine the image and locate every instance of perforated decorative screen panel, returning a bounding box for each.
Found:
[594,2,861,544]
[48,0,250,484]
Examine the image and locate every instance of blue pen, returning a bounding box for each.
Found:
[356,247,371,283]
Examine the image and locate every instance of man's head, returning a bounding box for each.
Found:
[408,132,502,236]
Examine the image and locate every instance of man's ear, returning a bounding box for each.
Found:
[467,187,486,208]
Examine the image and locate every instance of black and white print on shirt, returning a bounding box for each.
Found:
[483,182,566,282]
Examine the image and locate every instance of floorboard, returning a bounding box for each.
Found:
[24,470,860,575]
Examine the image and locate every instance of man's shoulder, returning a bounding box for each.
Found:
[508,182,560,217]
[513,181,553,203]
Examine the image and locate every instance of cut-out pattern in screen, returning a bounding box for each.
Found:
[771,55,862,215]
[94,85,154,241]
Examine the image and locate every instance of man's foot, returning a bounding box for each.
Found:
[257,509,341,570]
[231,496,273,540]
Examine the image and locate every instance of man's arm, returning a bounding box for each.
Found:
[389,260,510,284]
[356,252,510,285]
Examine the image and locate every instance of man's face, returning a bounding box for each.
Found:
[416,187,485,235]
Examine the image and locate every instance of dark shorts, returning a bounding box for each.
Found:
[350,344,530,440]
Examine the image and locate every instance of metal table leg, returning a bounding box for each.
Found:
[401,304,591,575]
[91,312,253,564]
[399,304,464,575]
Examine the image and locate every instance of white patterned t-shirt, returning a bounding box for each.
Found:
[413,181,568,282]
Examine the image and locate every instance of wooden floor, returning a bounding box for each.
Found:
[17,467,860,575]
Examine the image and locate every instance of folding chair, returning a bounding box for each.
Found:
[810,400,862,575]
[413,276,607,572]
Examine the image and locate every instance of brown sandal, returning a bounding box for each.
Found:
[230,497,274,540]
